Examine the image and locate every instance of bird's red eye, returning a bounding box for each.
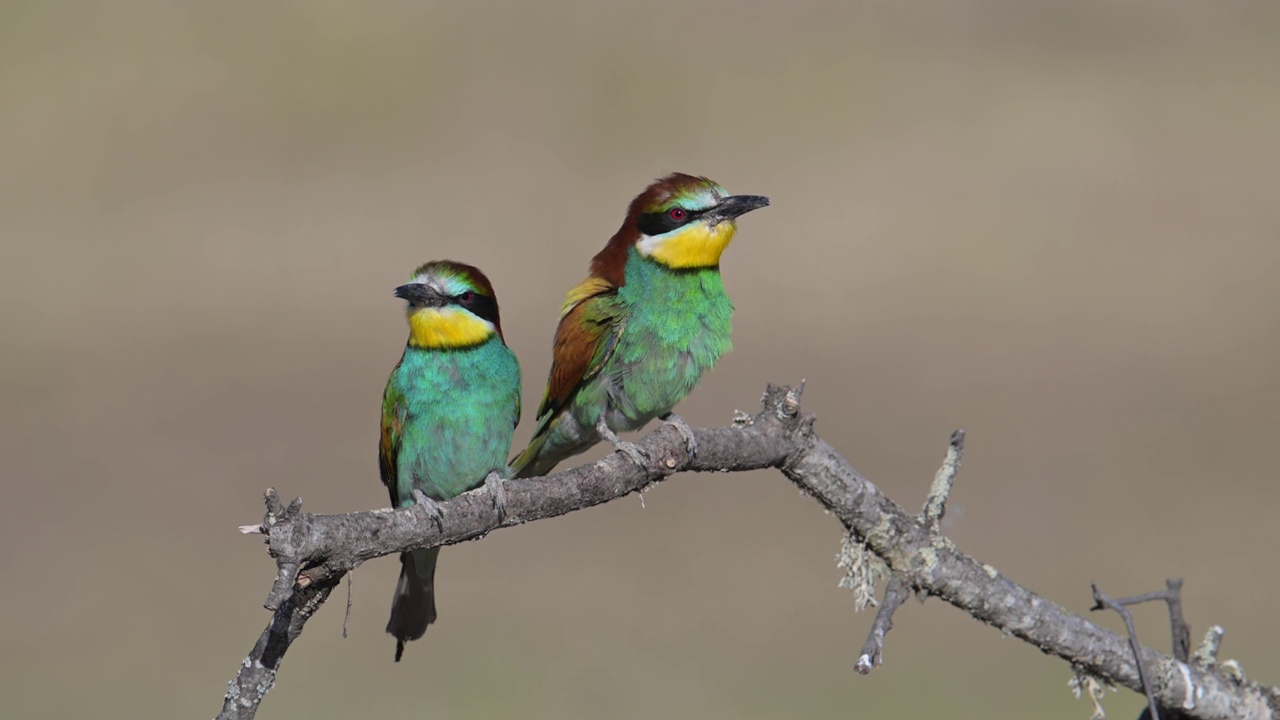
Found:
[669,207,686,221]
[459,291,475,303]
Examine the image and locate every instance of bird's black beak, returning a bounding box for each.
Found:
[706,194,770,225]
[393,283,446,307]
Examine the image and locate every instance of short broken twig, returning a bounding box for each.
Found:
[262,490,305,612]
[921,429,965,533]
[1191,626,1225,670]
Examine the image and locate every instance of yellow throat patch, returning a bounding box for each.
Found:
[407,306,494,349]
[642,221,738,269]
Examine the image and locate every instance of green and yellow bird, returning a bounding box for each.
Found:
[379,260,521,661]
[510,173,769,478]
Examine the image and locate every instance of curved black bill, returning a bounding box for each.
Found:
[393,283,446,306]
[708,194,770,223]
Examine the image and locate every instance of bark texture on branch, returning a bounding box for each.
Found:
[218,384,1280,720]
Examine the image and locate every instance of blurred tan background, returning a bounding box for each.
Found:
[3,1,1279,717]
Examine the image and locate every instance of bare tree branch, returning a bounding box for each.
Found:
[217,384,1280,720]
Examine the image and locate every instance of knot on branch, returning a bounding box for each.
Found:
[762,383,821,476]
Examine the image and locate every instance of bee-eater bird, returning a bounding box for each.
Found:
[510,173,769,479]
[379,260,521,662]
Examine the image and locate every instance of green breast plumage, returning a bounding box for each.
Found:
[383,336,521,503]
[607,248,733,425]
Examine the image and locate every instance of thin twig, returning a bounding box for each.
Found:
[1102,580,1191,720]
[1092,584,1161,720]
[342,573,353,639]
[1106,579,1190,663]
[854,573,911,674]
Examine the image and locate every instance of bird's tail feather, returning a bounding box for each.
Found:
[510,433,554,479]
[512,420,605,478]
[386,547,439,661]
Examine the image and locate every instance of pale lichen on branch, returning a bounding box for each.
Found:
[838,534,888,611]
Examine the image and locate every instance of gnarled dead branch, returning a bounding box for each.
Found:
[218,384,1280,720]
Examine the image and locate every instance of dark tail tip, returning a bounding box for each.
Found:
[386,549,439,662]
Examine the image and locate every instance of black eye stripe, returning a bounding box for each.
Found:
[454,292,500,325]
[636,207,705,236]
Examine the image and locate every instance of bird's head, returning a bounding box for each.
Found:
[394,260,504,349]
[592,173,769,282]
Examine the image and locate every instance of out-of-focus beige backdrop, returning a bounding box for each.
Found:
[3,1,1278,717]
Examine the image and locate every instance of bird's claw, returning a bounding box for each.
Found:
[484,471,508,522]
[411,489,445,531]
[660,412,697,459]
[596,415,648,468]
[614,440,648,468]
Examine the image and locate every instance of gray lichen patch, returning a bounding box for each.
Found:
[837,534,889,611]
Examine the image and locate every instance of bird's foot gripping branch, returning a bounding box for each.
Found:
[220,384,1280,720]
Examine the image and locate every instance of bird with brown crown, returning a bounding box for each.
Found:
[510,173,769,478]
[379,260,521,661]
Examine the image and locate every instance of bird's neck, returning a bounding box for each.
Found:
[619,247,726,302]
[399,333,506,368]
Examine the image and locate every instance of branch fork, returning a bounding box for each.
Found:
[852,427,966,674]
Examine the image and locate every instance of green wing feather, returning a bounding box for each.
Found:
[379,368,409,507]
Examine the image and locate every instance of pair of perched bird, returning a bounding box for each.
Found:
[379,173,770,661]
